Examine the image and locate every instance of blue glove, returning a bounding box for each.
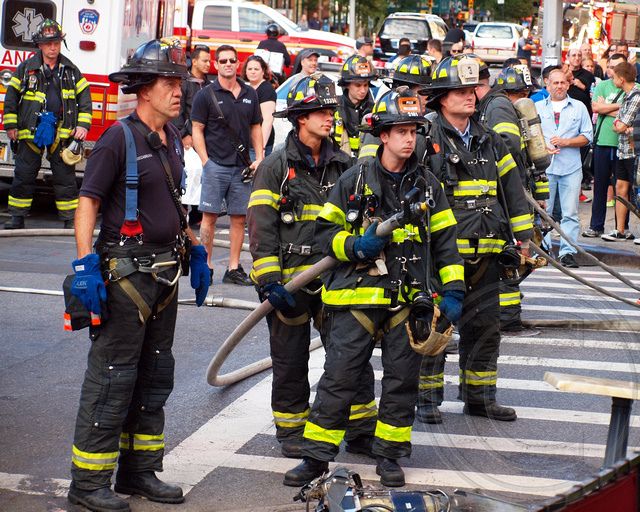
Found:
[353,221,389,261]
[438,290,464,324]
[33,111,57,148]
[71,254,107,315]
[190,245,210,307]
[262,282,296,311]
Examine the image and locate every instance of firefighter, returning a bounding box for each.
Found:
[3,19,92,229]
[284,87,465,488]
[67,39,210,512]
[247,73,375,459]
[416,56,534,425]
[333,55,377,157]
[477,64,549,334]
[359,55,434,163]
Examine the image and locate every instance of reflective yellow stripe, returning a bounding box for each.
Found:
[304,421,345,446]
[349,136,360,151]
[419,372,444,389]
[4,113,17,124]
[23,91,46,103]
[252,256,281,278]
[9,76,21,90]
[439,264,464,285]
[318,202,348,230]
[273,408,310,428]
[72,445,118,471]
[349,400,377,421]
[535,181,549,194]
[58,127,73,139]
[8,195,33,208]
[430,208,456,233]
[359,143,379,158]
[121,433,165,452]
[248,189,280,209]
[391,224,421,243]
[323,286,391,306]
[457,238,506,255]
[332,231,352,261]
[56,199,78,211]
[500,291,521,306]
[493,122,521,138]
[299,203,323,222]
[460,369,497,386]
[282,264,313,283]
[497,153,517,177]
[62,88,76,100]
[76,77,90,94]
[511,213,533,233]
[77,112,93,124]
[453,180,497,197]
[17,129,34,139]
[374,420,411,443]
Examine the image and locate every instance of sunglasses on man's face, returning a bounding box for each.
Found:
[451,49,462,54]
[218,58,237,64]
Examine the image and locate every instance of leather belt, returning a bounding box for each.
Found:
[453,196,498,210]
[281,243,314,255]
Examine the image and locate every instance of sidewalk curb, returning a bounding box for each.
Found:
[551,240,640,268]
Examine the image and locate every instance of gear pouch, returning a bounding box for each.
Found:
[63,274,105,337]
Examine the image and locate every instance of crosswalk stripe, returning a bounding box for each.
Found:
[522,292,640,303]
[0,472,69,497]
[534,268,640,278]
[523,281,638,293]
[523,304,640,317]
[501,336,640,351]
[377,372,557,392]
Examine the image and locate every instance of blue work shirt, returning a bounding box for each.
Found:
[455,121,472,148]
[535,96,593,176]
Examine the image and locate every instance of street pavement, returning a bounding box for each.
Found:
[1,196,640,511]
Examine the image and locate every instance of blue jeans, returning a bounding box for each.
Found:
[546,170,582,257]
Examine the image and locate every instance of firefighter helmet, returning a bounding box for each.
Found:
[392,55,434,87]
[273,73,339,121]
[421,55,480,106]
[266,23,280,38]
[362,86,425,136]
[495,64,534,92]
[337,55,377,86]
[32,19,65,44]
[109,39,189,94]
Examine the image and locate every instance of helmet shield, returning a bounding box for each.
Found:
[363,86,426,136]
[338,55,377,86]
[33,19,65,44]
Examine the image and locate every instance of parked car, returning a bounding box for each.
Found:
[471,22,524,64]
[375,12,448,60]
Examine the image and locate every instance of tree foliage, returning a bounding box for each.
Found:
[473,0,534,21]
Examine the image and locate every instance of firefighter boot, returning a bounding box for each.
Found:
[415,405,443,424]
[281,438,305,458]
[464,402,517,421]
[283,457,329,487]
[68,484,130,512]
[376,456,405,487]
[114,471,184,504]
[345,435,374,457]
[4,216,24,230]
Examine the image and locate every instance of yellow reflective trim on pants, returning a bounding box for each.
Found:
[56,198,78,211]
[72,445,118,471]
[248,189,280,209]
[322,286,391,307]
[303,421,345,446]
[419,372,444,389]
[460,369,497,386]
[9,76,21,90]
[497,153,517,177]
[439,264,464,285]
[252,256,281,278]
[359,143,379,158]
[453,180,497,197]
[132,433,165,451]
[331,231,352,261]
[76,77,90,93]
[430,208,456,233]
[374,420,411,443]
[274,408,310,428]
[349,400,377,420]
[299,203,323,222]
[282,264,313,283]
[493,122,521,138]
[318,202,348,230]
[8,195,33,208]
[511,213,533,233]
[500,291,521,306]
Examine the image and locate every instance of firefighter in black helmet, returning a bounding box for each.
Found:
[333,55,377,157]
[284,87,464,488]
[256,23,291,82]
[416,56,534,425]
[247,73,378,459]
[67,39,209,512]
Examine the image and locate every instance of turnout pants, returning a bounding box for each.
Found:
[71,260,179,491]
[301,308,422,461]
[419,257,501,407]
[266,288,377,442]
[8,140,78,220]
[499,280,522,330]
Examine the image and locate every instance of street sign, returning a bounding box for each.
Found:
[497,0,504,5]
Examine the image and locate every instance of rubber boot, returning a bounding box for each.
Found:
[281,438,304,458]
[283,457,328,487]
[415,405,443,424]
[464,402,517,421]
[4,216,24,230]
[64,219,75,229]
[114,471,184,504]
[344,435,374,457]
[376,456,405,487]
[67,484,130,512]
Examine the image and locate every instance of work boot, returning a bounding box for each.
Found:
[344,435,374,457]
[464,402,517,421]
[415,405,442,424]
[67,484,130,512]
[64,219,74,229]
[283,457,328,487]
[376,456,405,487]
[3,216,24,230]
[281,438,304,458]
[114,471,184,504]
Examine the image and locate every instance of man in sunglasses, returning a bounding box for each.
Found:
[192,45,264,286]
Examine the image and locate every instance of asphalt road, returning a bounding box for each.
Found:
[1,202,640,511]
